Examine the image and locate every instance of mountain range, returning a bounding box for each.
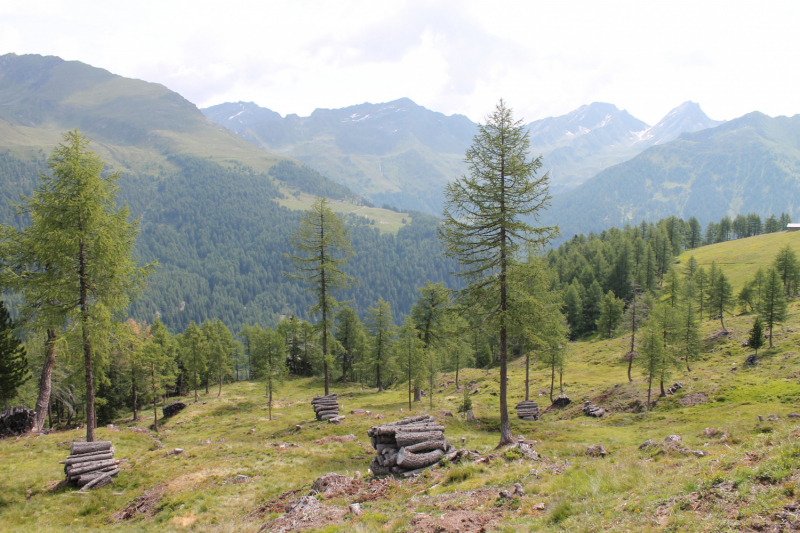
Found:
[203,99,724,210]
[544,111,800,239]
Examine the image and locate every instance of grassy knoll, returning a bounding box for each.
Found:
[679,230,800,290]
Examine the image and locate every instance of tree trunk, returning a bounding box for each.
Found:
[455,358,460,390]
[413,386,421,402]
[376,363,382,392]
[132,366,138,421]
[268,381,273,421]
[193,357,198,403]
[646,376,652,412]
[525,353,530,401]
[659,377,666,397]
[408,358,412,410]
[79,240,96,443]
[205,374,209,394]
[33,328,57,433]
[48,399,52,429]
[152,362,158,433]
[320,215,330,396]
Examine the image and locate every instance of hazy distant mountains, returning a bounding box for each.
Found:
[545,111,800,239]
[203,98,476,213]
[528,101,724,192]
[204,99,723,210]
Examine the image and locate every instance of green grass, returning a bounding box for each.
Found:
[678,230,800,290]
[277,190,412,234]
[3,234,800,531]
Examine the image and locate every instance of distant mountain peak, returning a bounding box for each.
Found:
[640,101,724,145]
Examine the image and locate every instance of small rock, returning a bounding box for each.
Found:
[172,448,184,455]
[348,503,363,516]
[251,428,256,433]
[499,490,513,499]
[353,471,361,480]
[279,444,286,451]
[466,410,477,422]
[460,436,466,444]
[703,428,718,438]
[218,438,226,443]
[758,415,764,422]
[768,414,780,421]
[441,409,454,417]
[533,502,546,511]
[663,435,683,446]
[586,444,608,457]
[789,413,800,419]
[745,354,758,365]
[296,425,303,430]
[639,439,658,450]
[513,483,524,496]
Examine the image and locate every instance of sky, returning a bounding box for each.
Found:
[1,0,799,125]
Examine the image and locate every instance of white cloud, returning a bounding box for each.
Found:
[1,0,798,125]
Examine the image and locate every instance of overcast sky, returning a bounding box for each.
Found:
[2,1,798,125]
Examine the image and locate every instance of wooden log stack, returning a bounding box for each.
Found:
[666,383,683,395]
[0,406,36,437]
[582,400,605,417]
[163,401,186,418]
[311,394,341,421]
[515,400,540,421]
[61,441,119,490]
[367,414,455,477]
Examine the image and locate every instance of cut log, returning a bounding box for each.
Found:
[319,413,340,421]
[397,448,444,469]
[370,457,390,476]
[395,431,445,447]
[66,459,119,477]
[311,395,337,404]
[74,467,119,485]
[376,443,398,454]
[369,424,444,436]
[312,402,339,409]
[64,452,114,467]
[82,473,113,490]
[62,450,115,465]
[70,441,113,455]
[315,409,339,418]
[404,440,450,454]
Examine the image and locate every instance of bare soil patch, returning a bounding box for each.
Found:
[110,483,167,522]
[410,510,501,532]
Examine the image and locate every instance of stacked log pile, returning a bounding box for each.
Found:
[312,394,341,421]
[0,406,36,437]
[582,400,605,417]
[666,383,683,395]
[62,441,119,490]
[163,401,186,418]
[367,414,455,476]
[515,400,540,421]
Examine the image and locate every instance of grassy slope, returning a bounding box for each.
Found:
[3,236,800,531]
[680,230,800,290]
[277,190,412,235]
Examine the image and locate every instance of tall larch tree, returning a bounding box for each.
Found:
[440,99,555,446]
[285,197,356,396]
[365,298,394,391]
[761,268,788,348]
[0,131,152,441]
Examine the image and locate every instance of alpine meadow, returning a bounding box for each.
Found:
[2,7,800,532]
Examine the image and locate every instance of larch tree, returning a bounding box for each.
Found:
[397,315,424,410]
[638,325,664,411]
[411,282,449,403]
[0,300,29,410]
[748,317,765,360]
[180,321,207,403]
[0,131,152,441]
[333,306,365,383]
[440,99,555,446]
[251,325,286,421]
[285,197,356,396]
[365,298,394,391]
[141,320,176,433]
[622,284,649,382]
[680,281,701,372]
[694,267,709,321]
[596,291,624,339]
[761,268,788,348]
[708,270,735,332]
[773,245,799,296]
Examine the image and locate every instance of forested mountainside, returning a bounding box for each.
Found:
[0,151,459,331]
[0,54,457,331]
[544,111,800,241]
